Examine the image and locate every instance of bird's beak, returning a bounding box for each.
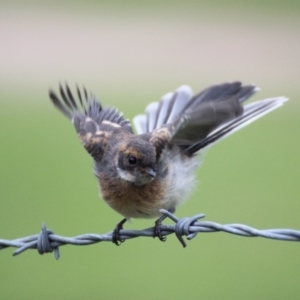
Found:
[145,168,156,178]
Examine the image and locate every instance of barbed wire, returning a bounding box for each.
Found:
[1,209,299,260]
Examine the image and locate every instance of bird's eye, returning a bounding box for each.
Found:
[128,156,137,165]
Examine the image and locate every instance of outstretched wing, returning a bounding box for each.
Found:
[49,83,133,161]
[135,82,287,158]
[183,96,287,155]
[133,82,255,135]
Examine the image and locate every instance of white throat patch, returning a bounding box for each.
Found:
[117,168,136,183]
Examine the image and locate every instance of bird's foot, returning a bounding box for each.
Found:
[154,215,167,242]
[153,208,175,242]
[112,218,127,246]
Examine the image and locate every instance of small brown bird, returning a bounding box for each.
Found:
[49,82,287,244]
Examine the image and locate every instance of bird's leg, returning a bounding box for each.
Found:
[154,208,175,242]
[112,218,127,245]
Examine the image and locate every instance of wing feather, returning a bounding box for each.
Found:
[49,83,133,161]
[144,82,287,159]
[184,97,288,155]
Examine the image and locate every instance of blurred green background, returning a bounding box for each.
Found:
[1,1,300,299]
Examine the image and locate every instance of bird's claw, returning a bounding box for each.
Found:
[112,218,127,246]
[154,219,167,242]
[112,228,125,246]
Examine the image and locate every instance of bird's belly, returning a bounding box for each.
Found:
[98,175,167,219]
[98,153,200,219]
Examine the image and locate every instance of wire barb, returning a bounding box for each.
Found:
[1,210,299,260]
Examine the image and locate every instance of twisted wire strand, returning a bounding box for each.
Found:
[1,209,299,260]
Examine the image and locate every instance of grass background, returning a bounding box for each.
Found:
[0,1,300,299]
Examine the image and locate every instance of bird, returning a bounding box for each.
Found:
[49,81,288,245]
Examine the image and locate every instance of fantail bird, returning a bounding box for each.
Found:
[49,82,287,245]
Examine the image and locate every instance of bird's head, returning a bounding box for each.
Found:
[116,138,157,186]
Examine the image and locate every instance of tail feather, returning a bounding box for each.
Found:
[133,82,258,136]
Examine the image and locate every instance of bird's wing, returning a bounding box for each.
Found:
[185,96,288,154]
[137,82,287,159]
[133,82,257,135]
[49,84,133,161]
[133,85,193,134]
